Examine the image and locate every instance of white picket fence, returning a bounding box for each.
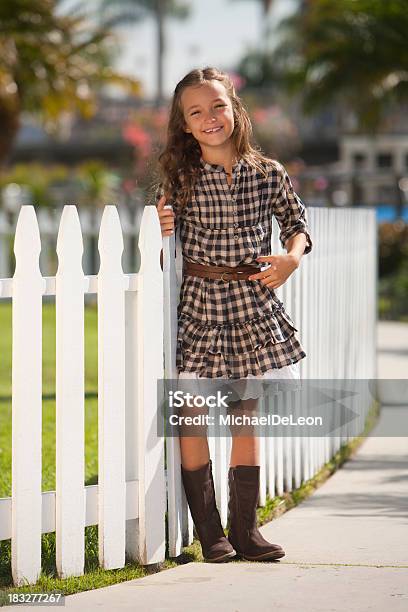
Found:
[0,207,143,280]
[0,204,165,586]
[0,203,377,586]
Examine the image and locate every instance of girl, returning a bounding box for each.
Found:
[154,67,313,563]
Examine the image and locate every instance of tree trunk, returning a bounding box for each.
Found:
[155,0,165,107]
[0,100,20,167]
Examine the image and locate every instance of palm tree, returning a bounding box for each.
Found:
[0,0,141,166]
[272,0,408,131]
[230,0,275,53]
[98,0,191,106]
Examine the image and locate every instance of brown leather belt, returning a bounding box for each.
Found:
[183,259,259,281]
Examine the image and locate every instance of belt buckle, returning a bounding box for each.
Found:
[220,271,233,282]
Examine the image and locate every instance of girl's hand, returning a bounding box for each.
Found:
[156,194,176,237]
[248,254,299,289]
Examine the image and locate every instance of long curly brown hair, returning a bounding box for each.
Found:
[152,66,273,219]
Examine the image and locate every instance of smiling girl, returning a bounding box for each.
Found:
[154,67,313,563]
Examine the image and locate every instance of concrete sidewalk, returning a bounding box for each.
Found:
[7,322,408,611]
[63,421,408,611]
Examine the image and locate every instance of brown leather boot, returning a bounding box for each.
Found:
[228,465,285,561]
[181,460,236,562]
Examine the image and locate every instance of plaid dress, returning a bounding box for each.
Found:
[155,156,313,380]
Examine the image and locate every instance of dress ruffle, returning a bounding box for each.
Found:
[177,308,305,379]
[178,309,298,356]
[177,338,306,379]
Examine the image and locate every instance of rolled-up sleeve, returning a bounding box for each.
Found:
[272,163,313,255]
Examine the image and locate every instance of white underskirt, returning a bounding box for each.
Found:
[177,362,301,401]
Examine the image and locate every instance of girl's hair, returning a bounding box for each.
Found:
[153,66,272,218]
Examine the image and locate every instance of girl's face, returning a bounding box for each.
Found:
[180,80,235,152]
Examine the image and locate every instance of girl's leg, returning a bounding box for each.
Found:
[178,395,260,468]
[179,434,210,470]
[228,397,260,466]
[177,399,210,469]
[177,397,235,562]
[226,396,285,561]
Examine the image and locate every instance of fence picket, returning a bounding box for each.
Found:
[97,206,127,569]
[11,206,43,586]
[174,232,193,548]
[163,228,184,557]
[55,206,86,578]
[135,206,166,564]
[258,399,267,506]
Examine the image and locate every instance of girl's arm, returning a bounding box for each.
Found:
[250,163,313,288]
[285,233,308,268]
[155,183,178,271]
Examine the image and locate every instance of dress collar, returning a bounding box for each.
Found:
[199,155,247,174]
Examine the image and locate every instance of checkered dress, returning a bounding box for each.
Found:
[155,156,313,379]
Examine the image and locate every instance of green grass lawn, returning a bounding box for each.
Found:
[0,301,186,597]
[0,300,98,498]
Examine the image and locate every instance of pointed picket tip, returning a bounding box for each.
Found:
[98,205,124,258]
[137,206,162,273]
[56,205,84,261]
[13,206,41,267]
